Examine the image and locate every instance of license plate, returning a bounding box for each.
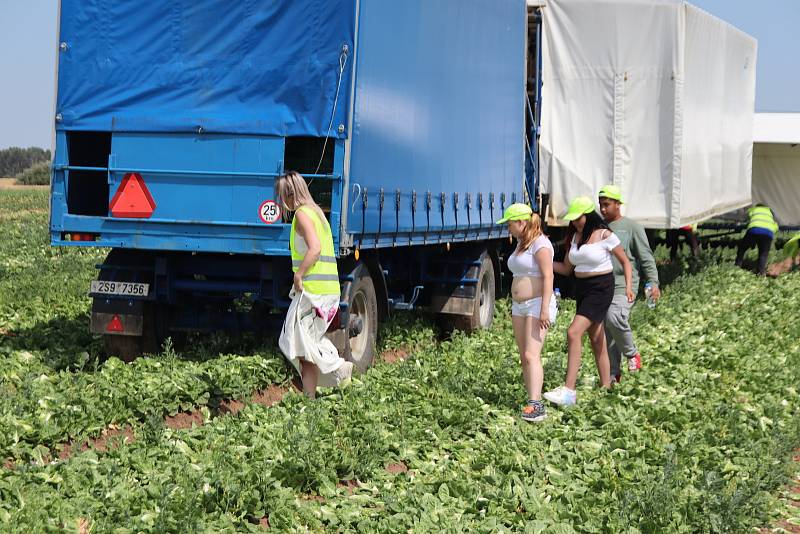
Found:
[90,280,149,297]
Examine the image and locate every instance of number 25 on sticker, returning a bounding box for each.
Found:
[259,200,281,224]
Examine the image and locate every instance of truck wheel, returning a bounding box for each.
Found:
[342,264,378,373]
[446,252,496,333]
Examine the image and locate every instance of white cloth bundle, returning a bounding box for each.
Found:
[279,289,345,388]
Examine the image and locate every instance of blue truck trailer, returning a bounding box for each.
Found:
[51,0,541,365]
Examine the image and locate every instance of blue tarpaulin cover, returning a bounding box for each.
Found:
[56,0,355,137]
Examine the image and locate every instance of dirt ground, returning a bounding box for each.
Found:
[381,347,410,364]
[251,385,288,407]
[761,450,800,533]
[164,410,205,430]
[0,177,48,190]
[385,462,409,475]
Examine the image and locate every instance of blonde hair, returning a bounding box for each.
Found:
[274,171,326,223]
[516,213,543,251]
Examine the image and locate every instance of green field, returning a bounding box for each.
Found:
[1,189,798,532]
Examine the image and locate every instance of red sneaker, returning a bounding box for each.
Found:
[628,353,642,372]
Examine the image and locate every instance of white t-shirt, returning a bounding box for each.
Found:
[569,231,620,273]
[508,235,553,277]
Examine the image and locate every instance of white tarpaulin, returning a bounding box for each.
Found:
[752,143,800,227]
[539,0,757,228]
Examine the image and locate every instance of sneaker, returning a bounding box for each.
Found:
[334,361,354,387]
[612,374,622,384]
[543,386,577,407]
[521,400,547,422]
[627,353,642,372]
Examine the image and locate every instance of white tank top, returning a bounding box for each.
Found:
[569,231,620,273]
[508,235,553,277]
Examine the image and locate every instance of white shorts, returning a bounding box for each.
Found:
[512,295,557,320]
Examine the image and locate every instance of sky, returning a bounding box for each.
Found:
[0,0,798,150]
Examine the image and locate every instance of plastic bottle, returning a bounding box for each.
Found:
[554,288,561,311]
[644,282,656,309]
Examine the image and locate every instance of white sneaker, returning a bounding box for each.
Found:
[543,386,577,406]
[334,361,353,388]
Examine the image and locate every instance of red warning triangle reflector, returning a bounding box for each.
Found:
[106,315,124,333]
[109,173,156,218]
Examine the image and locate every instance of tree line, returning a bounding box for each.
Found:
[0,147,51,177]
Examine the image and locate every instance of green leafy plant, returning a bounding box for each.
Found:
[0,189,798,532]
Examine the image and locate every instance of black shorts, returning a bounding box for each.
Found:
[574,273,615,323]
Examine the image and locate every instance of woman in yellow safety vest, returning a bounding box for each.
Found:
[735,204,779,276]
[275,171,353,398]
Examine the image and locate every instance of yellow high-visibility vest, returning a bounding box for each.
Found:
[290,206,340,295]
[747,206,779,234]
[785,234,800,259]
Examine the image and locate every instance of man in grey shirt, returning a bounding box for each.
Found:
[598,185,661,382]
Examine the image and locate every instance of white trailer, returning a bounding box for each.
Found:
[534,0,757,228]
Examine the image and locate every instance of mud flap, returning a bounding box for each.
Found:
[430,294,475,317]
[90,298,144,336]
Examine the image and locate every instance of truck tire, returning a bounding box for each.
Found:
[342,264,378,373]
[444,251,496,333]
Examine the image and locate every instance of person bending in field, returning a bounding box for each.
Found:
[736,203,779,276]
[665,224,700,260]
[545,197,633,407]
[497,203,557,422]
[598,185,660,383]
[767,233,800,277]
[276,171,353,399]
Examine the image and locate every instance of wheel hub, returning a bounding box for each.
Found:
[348,315,363,337]
[348,290,370,366]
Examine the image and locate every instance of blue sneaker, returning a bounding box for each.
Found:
[521,400,547,422]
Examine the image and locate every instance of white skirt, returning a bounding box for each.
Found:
[279,289,345,388]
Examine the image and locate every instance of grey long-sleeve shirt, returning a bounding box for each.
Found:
[607,217,659,295]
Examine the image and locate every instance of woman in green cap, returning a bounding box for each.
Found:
[497,203,557,422]
[544,196,634,406]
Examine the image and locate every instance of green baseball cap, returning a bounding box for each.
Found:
[495,202,533,224]
[562,196,596,221]
[598,184,623,203]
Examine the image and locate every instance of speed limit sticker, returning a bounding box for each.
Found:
[258,200,281,224]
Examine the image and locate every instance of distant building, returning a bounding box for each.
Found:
[752,113,800,227]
